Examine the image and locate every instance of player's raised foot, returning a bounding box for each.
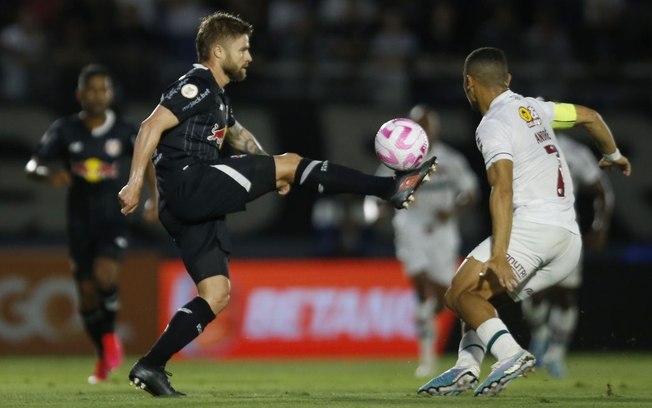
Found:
[128,359,185,397]
[389,156,437,209]
[88,359,109,384]
[474,350,536,397]
[417,366,479,396]
[102,332,124,370]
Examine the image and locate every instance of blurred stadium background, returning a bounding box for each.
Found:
[0,0,650,359]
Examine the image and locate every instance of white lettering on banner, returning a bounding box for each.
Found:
[243,287,416,340]
[0,276,79,341]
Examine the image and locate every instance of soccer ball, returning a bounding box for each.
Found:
[374,118,429,171]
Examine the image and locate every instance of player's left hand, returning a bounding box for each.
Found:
[479,254,518,292]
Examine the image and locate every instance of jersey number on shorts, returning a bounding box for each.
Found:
[544,144,565,197]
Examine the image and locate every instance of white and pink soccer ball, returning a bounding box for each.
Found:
[374,118,429,171]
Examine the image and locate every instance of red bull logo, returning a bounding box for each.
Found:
[71,158,117,183]
[207,124,227,145]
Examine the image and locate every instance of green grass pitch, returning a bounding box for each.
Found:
[1,353,651,407]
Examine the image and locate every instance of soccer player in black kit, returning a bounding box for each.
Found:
[118,11,437,397]
[25,64,158,384]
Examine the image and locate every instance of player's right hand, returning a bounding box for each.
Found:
[118,183,141,215]
[479,254,518,292]
[599,155,632,176]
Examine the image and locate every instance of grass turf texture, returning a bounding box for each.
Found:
[0,353,650,407]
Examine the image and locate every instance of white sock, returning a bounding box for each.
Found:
[521,298,550,344]
[476,318,522,361]
[544,305,578,362]
[416,298,435,366]
[455,329,484,375]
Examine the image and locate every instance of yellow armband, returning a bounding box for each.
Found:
[551,103,577,130]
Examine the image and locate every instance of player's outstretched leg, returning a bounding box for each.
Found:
[389,156,438,209]
[417,366,479,396]
[474,350,536,397]
[128,359,185,397]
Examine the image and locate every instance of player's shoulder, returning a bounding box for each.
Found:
[48,114,81,134]
[161,65,215,104]
[175,64,214,88]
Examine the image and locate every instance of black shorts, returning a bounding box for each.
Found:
[68,210,129,281]
[158,155,276,284]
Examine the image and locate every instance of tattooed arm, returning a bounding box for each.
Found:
[225,120,268,155]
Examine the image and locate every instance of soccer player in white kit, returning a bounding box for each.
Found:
[521,133,614,378]
[418,47,631,397]
[366,105,479,378]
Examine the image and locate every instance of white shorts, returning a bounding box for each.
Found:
[467,220,582,301]
[395,228,458,286]
[555,250,583,289]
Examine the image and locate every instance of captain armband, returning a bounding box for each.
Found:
[551,103,577,130]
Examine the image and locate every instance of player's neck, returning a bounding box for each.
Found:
[204,60,229,89]
[81,111,107,130]
[480,87,508,115]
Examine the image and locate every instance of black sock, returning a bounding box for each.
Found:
[99,286,119,333]
[81,308,105,357]
[294,159,394,198]
[142,297,215,367]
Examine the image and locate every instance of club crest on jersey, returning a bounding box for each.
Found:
[519,106,542,128]
[104,139,122,157]
[207,123,227,145]
[69,141,83,153]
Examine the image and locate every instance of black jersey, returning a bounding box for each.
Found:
[33,110,137,213]
[154,64,236,172]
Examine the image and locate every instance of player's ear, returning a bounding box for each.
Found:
[505,73,512,88]
[213,44,224,60]
[464,74,474,92]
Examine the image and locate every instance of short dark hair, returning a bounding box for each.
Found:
[463,47,509,88]
[77,63,112,89]
[196,11,254,62]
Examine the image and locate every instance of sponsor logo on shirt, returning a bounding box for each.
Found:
[71,158,117,183]
[181,88,211,112]
[207,124,227,145]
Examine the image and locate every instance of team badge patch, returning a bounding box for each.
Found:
[69,141,83,153]
[518,106,542,128]
[518,106,532,122]
[105,139,122,157]
[181,83,199,99]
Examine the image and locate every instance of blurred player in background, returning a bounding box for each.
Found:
[418,47,631,397]
[365,104,479,378]
[118,11,436,397]
[25,64,158,384]
[521,133,614,378]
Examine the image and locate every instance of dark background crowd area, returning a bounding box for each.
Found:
[0,0,650,257]
[1,0,651,113]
